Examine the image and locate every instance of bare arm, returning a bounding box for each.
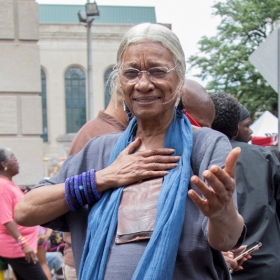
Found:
[15,137,180,226]
[188,147,244,251]
[5,221,38,263]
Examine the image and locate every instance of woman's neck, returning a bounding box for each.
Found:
[0,173,12,181]
[136,117,172,150]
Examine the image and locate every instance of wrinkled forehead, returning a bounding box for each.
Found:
[121,42,175,65]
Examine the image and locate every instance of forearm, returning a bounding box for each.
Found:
[14,183,69,227]
[4,221,23,241]
[207,200,244,251]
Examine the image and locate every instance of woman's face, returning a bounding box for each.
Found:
[5,153,19,175]
[119,42,180,121]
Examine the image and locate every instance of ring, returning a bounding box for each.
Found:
[229,269,233,273]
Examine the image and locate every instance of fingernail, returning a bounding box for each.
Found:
[203,171,210,178]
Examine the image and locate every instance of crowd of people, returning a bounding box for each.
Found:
[0,22,279,280]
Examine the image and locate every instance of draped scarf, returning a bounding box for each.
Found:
[79,108,193,280]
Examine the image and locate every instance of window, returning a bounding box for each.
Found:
[65,67,86,133]
[40,69,48,142]
[104,67,114,108]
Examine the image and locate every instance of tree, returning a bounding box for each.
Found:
[188,0,280,117]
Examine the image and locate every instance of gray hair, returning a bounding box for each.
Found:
[109,23,186,101]
[0,148,12,170]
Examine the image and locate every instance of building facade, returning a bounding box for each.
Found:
[0,2,157,184]
[0,0,43,185]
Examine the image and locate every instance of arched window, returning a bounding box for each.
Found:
[40,69,48,142]
[104,67,114,108]
[65,67,86,133]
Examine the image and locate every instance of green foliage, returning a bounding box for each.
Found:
[188,0,280,118]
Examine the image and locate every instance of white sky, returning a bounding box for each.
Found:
[36,0,220,85]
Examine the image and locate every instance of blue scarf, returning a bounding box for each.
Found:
[79,109,193,280]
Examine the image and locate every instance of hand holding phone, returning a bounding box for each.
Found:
[233,241,262,261]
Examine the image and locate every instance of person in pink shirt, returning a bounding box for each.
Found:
[0,147,47,280]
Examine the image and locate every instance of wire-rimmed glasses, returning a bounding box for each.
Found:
[120,65,177,84]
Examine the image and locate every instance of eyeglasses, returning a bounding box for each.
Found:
[120,65,177,84]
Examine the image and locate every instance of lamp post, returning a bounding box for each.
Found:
[78,1,99,120]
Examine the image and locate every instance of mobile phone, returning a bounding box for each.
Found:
[234,241,262,261]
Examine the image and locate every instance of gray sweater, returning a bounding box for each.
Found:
[40,128,244,279]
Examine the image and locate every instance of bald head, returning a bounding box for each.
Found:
[181,79,215,127]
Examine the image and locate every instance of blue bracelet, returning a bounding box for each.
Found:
[74,175,84,208]
[68,176,79,209]
[78,174,87,205]
[64,169,102,210]
[82,172,92,204]
[86,170,95,202]
[64,178,78,211]
[90,169,101,200]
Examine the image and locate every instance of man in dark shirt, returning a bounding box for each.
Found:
[211,92,280,280]
[233,104,253,143]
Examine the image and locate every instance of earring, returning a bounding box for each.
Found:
[4,167,7,171]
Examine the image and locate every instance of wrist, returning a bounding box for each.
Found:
[16,235,29,250]
[95,170,116,192]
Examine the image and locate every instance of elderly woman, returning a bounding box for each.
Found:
[15,23,244,279]
[0,148,47,280]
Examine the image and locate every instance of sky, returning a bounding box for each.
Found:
[36,0,221,85]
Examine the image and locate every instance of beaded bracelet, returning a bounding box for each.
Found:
[16,236,29,250]
[21,242,29,250]
[64,169,101,211]
[17,236,25,243]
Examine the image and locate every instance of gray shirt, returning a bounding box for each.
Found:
[40,128,244,279]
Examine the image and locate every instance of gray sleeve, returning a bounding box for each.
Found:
[38,133,120,231]
[192,128,245,246]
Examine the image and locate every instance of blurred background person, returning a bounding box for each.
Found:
[0,147,47,280]
[46,251,64,280]
[180,78,215,128]
[211,93,280,279]
[232,104,253,143]
[37,226,53,280]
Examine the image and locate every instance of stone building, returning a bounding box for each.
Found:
[0,1,157,184]
[0,0,42,185]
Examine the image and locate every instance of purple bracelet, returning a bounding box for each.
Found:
[82,172,92,204]
[64,169,102,211]
[65,178,78,211]
[68,176,79,208]
[90,169,101,200]
[78,173,87,205]
[74,175,84,208]
[86,170,95,202]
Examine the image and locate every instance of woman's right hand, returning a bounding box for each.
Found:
[23,244,38,264]
[96,137,180,192]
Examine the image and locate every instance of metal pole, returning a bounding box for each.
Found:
[87,16,94,120]
[277,28,280,151]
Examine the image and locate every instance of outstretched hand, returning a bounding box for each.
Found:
[188,147,241,218]
[96,137,180,192]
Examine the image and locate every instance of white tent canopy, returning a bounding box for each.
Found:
[250,110,278,137]
[250,111,278,146]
